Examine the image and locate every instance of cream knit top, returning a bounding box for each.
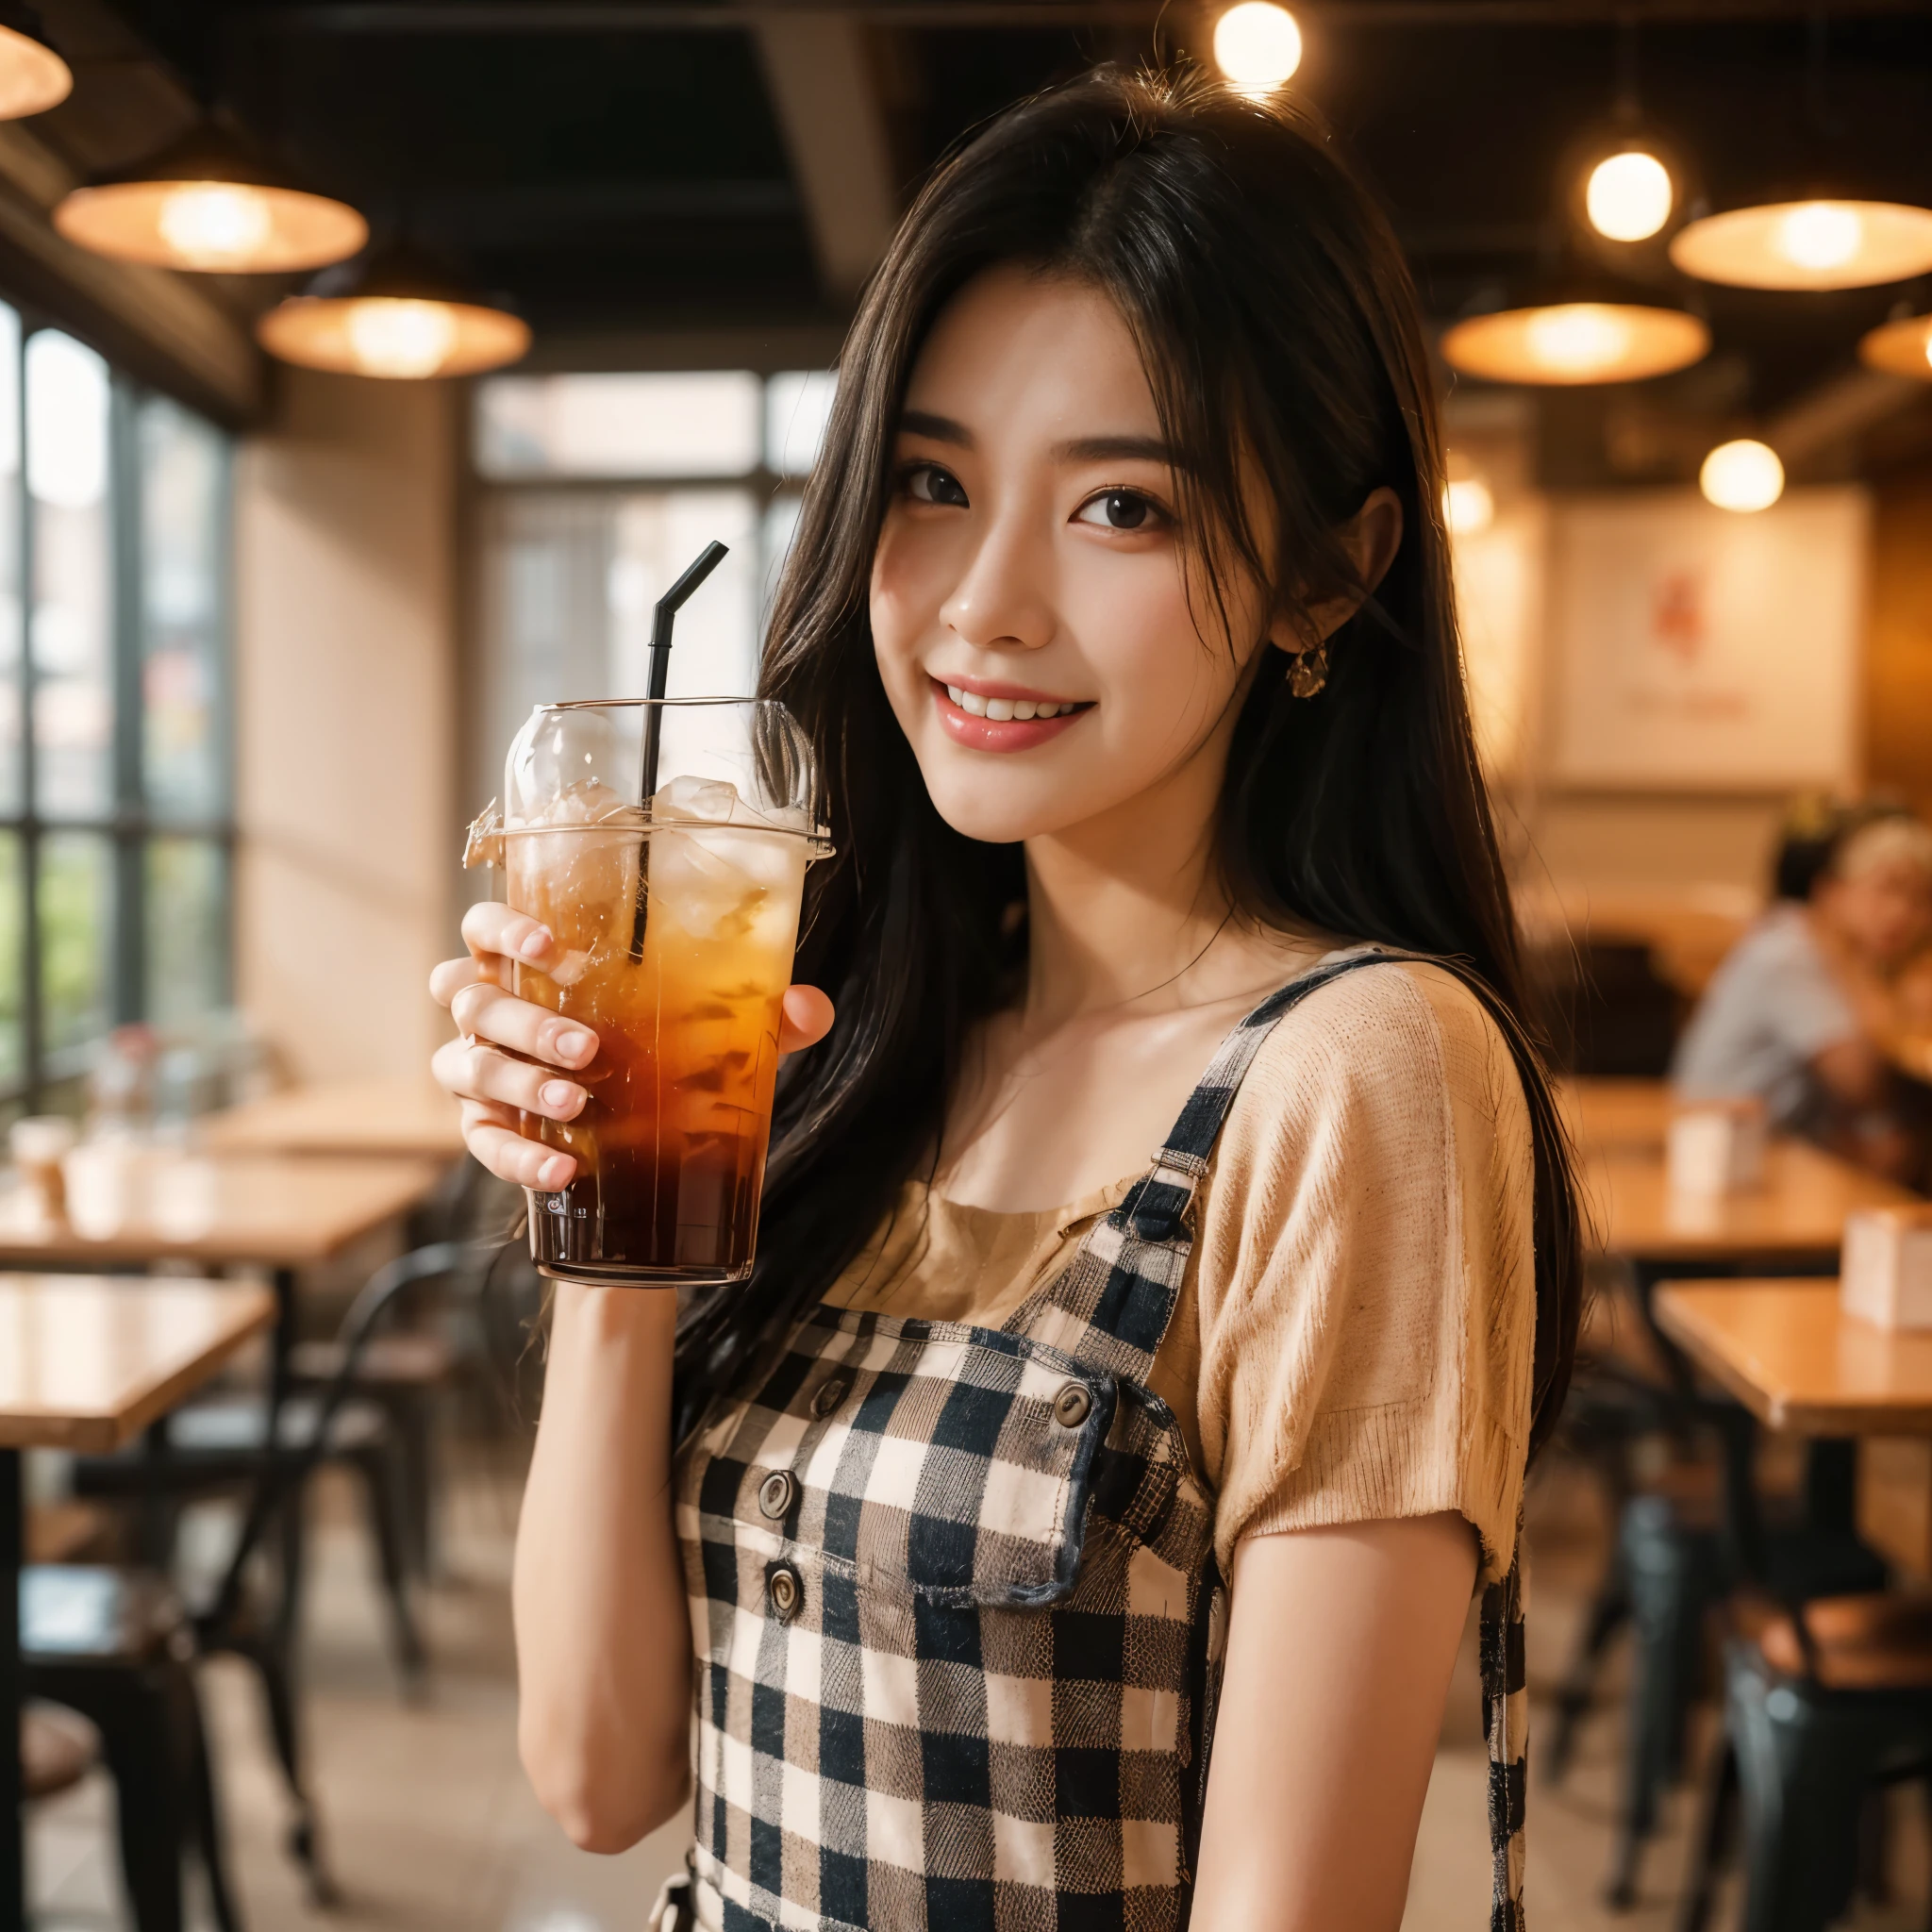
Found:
[821,958,1538,1582]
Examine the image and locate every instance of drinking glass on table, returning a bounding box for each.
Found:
[462,697,831,1285]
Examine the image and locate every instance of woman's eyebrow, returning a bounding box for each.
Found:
[1052,433,1178,466]
[897,408,974,446]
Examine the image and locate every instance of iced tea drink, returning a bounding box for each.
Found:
[470,700,827,1284]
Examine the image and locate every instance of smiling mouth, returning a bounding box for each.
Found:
[941,682,1091,723]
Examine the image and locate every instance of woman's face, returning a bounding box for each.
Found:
[869,267,1276,847]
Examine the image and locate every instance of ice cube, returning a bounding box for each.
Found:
[507,775,642,947]
[647,822,808,948]
[654,774,741,824]
[649,829,765,941]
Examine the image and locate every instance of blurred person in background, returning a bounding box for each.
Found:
[1674,808,1932,1183]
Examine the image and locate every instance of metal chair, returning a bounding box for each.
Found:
[1678,1591,1932,1932]
[23,1566,242,1932]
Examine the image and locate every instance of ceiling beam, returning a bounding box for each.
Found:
[252,1,1932,32]
[752,11,898,303]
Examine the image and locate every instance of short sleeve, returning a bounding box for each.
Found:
[1757,923,1859,1060]
[1190,960,1537,1582]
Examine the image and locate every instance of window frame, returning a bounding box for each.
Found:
[466,364,826,820]
[3,306,237,1108]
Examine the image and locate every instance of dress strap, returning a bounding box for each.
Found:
[1010,948,1406,1382]
[1483,1526,1528,1931]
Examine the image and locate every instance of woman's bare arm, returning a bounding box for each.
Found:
[1191,1512,1478,1929]
[512,1281,692,1850]
[428,906,834,1850]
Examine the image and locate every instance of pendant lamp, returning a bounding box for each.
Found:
[1858,312,1932,381]
[1212,3,1302,97]
[0,7,69,121]
[1670,199,1932,291]
[1700,439,1784,512]
[257,243,530,379]
[54,122,366,274]
[1585,148,1674,243]
[1441,297,1708,387]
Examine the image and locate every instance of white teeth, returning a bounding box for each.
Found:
[943,684,1080,723]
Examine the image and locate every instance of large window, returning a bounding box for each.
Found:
[472,368,834,785]
[0,303,232,1104]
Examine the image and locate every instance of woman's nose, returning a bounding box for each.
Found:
[938,508,1056,654]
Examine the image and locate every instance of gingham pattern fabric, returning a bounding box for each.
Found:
[670,951,1529,1932]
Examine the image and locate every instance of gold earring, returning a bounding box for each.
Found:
[1288,639,1330,699]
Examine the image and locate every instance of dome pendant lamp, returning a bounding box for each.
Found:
[257,242,530,380]
[54,121,366,274]
[0,6,70,121]
[1671,198,1932,291]
[1441,293,1708,387]
[1858,311,1932,381]
[1671,18,1932,291]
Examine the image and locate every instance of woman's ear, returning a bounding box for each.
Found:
[1269,485,1406,656]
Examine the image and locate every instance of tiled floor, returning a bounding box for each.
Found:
[24,1448,1932,1930]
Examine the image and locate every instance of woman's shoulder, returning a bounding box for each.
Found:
[1203,950,1532,1208]
[1244,951,1522,1106]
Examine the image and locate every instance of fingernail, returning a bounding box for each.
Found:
[541,1081,580,1113]
[555,1028,592,1062]
[519,925,553,959]
[537,1155,573,1190]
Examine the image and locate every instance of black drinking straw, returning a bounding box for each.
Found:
[630,540,729,959]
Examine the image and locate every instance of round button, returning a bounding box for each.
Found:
[1053,1382,1093,1428]
[767,1563,803,1623]
[811,1376,849,1419]
[758,1470,796,1521]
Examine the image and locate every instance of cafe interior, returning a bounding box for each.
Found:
[2,0,1932,1927]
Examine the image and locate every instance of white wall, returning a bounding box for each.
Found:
[232,370,459,1083]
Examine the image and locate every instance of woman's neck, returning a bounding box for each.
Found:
[1018,738,1317,1030]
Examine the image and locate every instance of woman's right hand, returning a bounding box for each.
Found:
[429,903,840,1192]
[430,903,596,1191]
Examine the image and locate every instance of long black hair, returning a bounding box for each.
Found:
[675,65,1582,1463]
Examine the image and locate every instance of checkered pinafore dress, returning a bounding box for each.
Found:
[663,953,1528,1931]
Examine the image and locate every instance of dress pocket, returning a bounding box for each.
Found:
[680,1307,1118,1610]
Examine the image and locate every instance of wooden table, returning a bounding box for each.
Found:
[1,1276,275,1931]
[1581,1139,1919,1551]
[0,1152,444,1270]
[1655,1280,1932,1437]
[1559,1077,1674,1156]
[0,1150,442,1426]
[1584,1139,1919,1266]
[201,1077,465,1162]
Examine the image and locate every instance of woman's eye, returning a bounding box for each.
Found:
[1074,488,1163,532]
[904,463,969,508]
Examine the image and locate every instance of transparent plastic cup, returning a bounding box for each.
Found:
[465,698,831,1285]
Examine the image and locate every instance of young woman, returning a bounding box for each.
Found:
[433,69,1580,1932]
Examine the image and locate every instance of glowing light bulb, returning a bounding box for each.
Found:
[156,183,274,269]
[1775,202,1863,273]
[343,299,458,378]
[1213,3,1302,96]
[1524,304,1632,376]
[1586,151,1674,242]
[1443,477,1494,535]
[1700,439,1784,512]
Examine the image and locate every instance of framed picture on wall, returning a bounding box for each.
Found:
[1547,485,1868,791]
